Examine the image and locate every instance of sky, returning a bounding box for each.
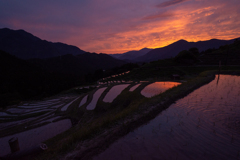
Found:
[0,0,240,54]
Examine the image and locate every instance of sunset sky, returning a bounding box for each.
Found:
[0,0,240,54]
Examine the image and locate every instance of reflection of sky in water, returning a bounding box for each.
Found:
[61,97,79,111]
[0,119,72,156]
[87,87,107,110]
[129,83,141,92]
[103,84,130,103]
[79,95,88,107]
[141,82,181,98]
[94,75,240,160]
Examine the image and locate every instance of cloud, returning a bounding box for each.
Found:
[156,0,188,8]
[1,0,240,54]
[142,11,175,20]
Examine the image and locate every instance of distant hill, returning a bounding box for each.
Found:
[0,28,86,59]
[136,38,239,62]
[0,50,85,107]
[29,52,126,76]
[0,27,126,75]
[120,39,240,81]
[0,49,126,108]
[110,48,152,61]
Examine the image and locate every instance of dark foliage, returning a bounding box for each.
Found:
[174,50,199,65]
[0,50,84,108]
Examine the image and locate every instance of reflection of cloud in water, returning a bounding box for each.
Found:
[103,84,130,103]
[141,82,181,98]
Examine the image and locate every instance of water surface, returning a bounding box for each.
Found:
[79,95,88,107]
[103,84,130,103]
[141,82,181,98]
[94,75,240,160]
[0,119,72,156]
[129,84,141,92]
[87,87,107,110]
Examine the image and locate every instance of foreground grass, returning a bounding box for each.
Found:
[32,70,239,160]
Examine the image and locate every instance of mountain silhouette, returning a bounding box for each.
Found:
[135,38,238,62]
[0,28,126,75]
[0,50,86,107]
[0,28,86,59]
[29,52,126,76]
[110,48,152,61]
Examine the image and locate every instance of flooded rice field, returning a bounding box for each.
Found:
[79,95,88,107]
[0,95,79,156]
[94,75,240,160]
[103,84,130,103]
[129,84,141,92]
[87,87,107,110]
[61,97,80,111]
[141,82,181,98]
[0,119,71,156]
[0,80,199,157]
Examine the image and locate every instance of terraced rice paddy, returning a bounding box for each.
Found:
[0,119,71,157]
[129,84,141,92]
[103,84,130,103]
[0,80,183,157]
[86,87,107,110]
[79,95,88,107]
[94,75,240,160]
[141,82,181,98]
[61,97,80,111]
[0,95,79,156]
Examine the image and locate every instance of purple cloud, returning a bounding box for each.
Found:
[156,0,188,8]
[143,11,175,20]
[0,0,240,54]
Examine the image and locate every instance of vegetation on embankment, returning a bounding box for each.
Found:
[31,70,238,160]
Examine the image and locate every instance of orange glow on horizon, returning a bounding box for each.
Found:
[2,1,239,54]
[98,34,240,54]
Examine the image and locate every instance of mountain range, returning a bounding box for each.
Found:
[29,52,126,76]
[110,38,239,62]
[1,28,239,64]
[1,27,239,108]
[109,48,152,62]
[0,28,86,59]
[0,28,126,75]
[136,39,238,62]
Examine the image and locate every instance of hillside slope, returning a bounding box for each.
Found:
[136,38,238,62]
[0,28,86,59]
